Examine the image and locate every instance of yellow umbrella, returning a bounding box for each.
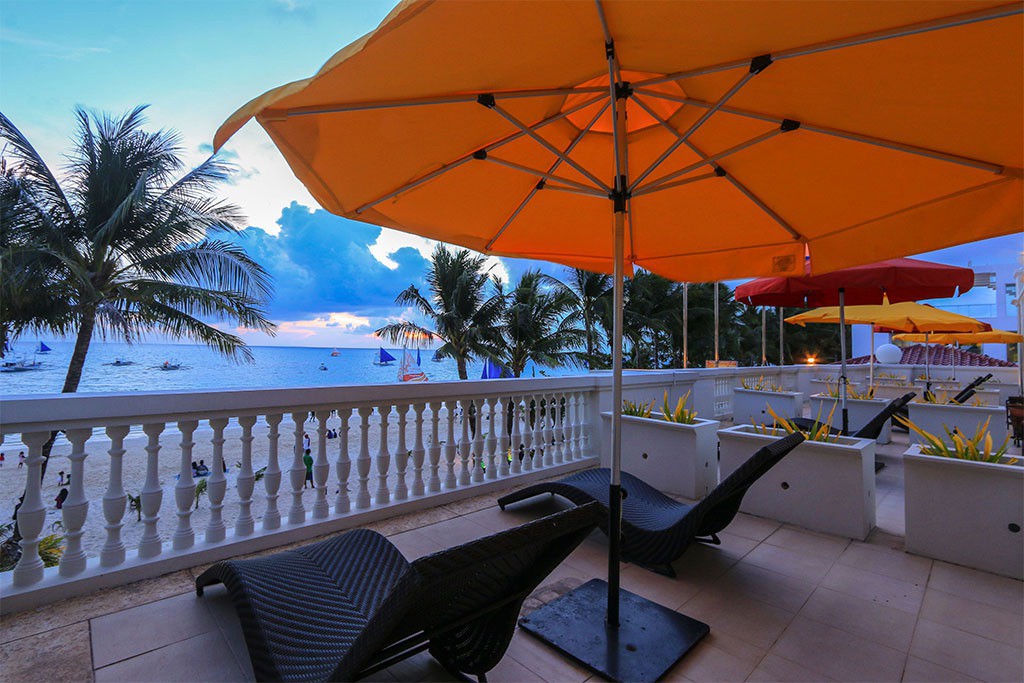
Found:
[893,329,1023,344]
[215,2,1022,677]
[786,301,989,386]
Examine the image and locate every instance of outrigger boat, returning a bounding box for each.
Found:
[398,349,428,382]
[373,347,397,366]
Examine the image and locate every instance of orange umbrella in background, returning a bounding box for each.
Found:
[215,2,1022,678]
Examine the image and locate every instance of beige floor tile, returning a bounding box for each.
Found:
[506,630,591,683]
[712,562,817,613]
[836,541,931,586]
[866,528,907,552]
[94,631,247,682]
[747,652,836,682]
[799,586,917,652]
[382,651,457,682]
[920,588,1024,648]
[91,591,218,668]
[670,543,742,587]
[901,656,980,682]
[909,619,1024,682]
[764,526,850,561]
[486,652,545,683]
[726,514,781,542]
[0,622,92,683]
[820,562,925,614]
[618,564,701,611]
[680,587,794,651]
[665,630,765,682]
[927,561,1024,612]
[771,615,907,682]
[197,583,253,677]
[710,530,760,561]
[741,541,837,584]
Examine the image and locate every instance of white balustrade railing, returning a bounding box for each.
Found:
[0,375,606,611]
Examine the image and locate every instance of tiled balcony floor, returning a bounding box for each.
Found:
[2,435,1022,683]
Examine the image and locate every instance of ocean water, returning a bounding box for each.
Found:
[0,340,581,396]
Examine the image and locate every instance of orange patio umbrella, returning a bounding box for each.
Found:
[215,2,1023,678]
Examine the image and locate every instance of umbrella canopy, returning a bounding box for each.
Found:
[215,1,1021,283]
[786,301,991,332]
[894,329,1023,344]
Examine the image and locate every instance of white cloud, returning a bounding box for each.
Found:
[0,29,109,61]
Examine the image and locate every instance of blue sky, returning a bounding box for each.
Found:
[1,0,1020,347]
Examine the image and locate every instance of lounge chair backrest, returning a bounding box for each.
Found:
[852,392,916,439]
[393,502,602,675]
[688,431,804,537]
[950,373,993,404]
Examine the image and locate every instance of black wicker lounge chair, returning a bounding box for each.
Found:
[196,502,602,682]
[789,392,916,440]
[497,432,804,576]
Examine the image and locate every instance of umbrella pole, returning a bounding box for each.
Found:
[608,203,624,628]
[869,330,875,386]
[925,332,931,393]
[683,283,689,369]
[839,288,849,434]
[779,307,785,365]
[762,307,767,365]
[714,283,720,366]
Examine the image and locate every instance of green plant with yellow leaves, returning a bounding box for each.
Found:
[661,390,698,424]
[821,383,875,400]
[897,416,1018,464]
[740,375,785,392]
[622,398,654,418]
[753,402,840,443]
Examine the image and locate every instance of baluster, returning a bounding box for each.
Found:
[58,429,91,577]
[568,393,580,460]
[443,400,457,489]
[288,413,307,524]
[531,394,544,468]
[458,399,471,486]
[510,397,523,474]
[12,431,49,586]
[578,393,590,455]
[429,401,444,492]
[485,396,498,480]
[335,408,352,514]
[376,405,392,504]
[263,414,283,530]
[411,403,426,496]
[356,407,372,509]
[235,416,257,535]
[471,400,485,483]
[205,418,228,543]
[173,420,198,550]
[138,423,165,558]
[101,426,130,567]
[312,411,330,519]
[498,397,510,477]
[550,393,564,464]
[523,397,535,471]
[542,395,555,466]
[394,404,409,500]
[559,393,570,463]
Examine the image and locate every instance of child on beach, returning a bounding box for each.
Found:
[303,449,314,488]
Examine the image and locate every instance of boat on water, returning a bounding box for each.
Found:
[318,363,328,371]
[431,349,444,363]
[330,348,340,357]
[481,358,512,380]
[108,358,134,367]
[36,341,52,354]
[159,360,182,371]
[0,357,42,373]
[398,349,428,382]
[373,347,397,366]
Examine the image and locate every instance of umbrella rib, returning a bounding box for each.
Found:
[632,3,1022,89]
[639,239,798,262]
[483,156,606,195]
[354,94,605,214]
[629,69,759,193]
[632,128,783,197]
[637,91,1010,174]
[486,99,611,251]
[488,103,613,193]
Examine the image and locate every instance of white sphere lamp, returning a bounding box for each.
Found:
[875,343,902,365]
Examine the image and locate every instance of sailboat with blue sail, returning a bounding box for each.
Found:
[373,347,397,366]
[480,358,512,380]
[37,341,52,353]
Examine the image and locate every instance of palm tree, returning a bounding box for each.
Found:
[497,271,583,378]
[1,107,275,393]
[562,267,612,369]
[376,244,503,380]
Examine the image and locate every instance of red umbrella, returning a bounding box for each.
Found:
[736,257,975,431]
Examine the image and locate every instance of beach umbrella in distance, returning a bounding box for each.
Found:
[214,2,1022,679]
[787,301,990,389]
[737,257,975,429]
[895,329,1023,388]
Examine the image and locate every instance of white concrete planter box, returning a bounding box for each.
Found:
[907,402,1008,444]
[602,412,719,499]
[808,393,893,444]
[904,445,1024,579]
[732,388,804,427]
[718,425,876,540]
[870,383,916,402]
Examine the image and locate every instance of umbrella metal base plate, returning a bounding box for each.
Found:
[519,579,709,682]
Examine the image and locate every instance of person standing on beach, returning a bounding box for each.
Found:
[303,449,314,489]
[303,432,311,451]
[0,452,5,467]
[18,451,25,468]
[58,471,66,486]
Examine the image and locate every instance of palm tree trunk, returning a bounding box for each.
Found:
[456,355,468,380]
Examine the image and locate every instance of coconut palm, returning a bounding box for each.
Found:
[0,107,275,394]
[497,270,584,378]
[562,267,612,369]
[376,244,503,380]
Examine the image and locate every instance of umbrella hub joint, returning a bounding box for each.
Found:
[749,54,773,75]
[611,176,631,213]
[614,81,633,100]
[476,93,496,109]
